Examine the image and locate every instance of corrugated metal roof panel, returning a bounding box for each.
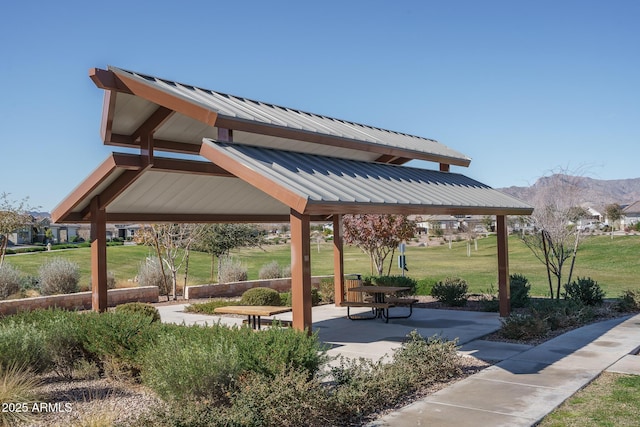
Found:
[202,140,532,213]
[110,66,471,165]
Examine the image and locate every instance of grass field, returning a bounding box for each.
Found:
[4,234,640,297]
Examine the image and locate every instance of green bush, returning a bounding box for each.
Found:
[137,257,171,297]
[241,287,282,306]
[415,278,437,296]
[0,321,51,373]
[616,289,640,312]
[530,298,595,330]
[38,257,80,295]
[0,263,21,299]
[563,277,605,306]
[114,302,161,323]
[141,323,326,404]
[509,273,531,308]
[258,260,284,279]
[279,288,321,307]
[141,326,243,403]
[499,314,547,340]
[77,311,159,378]
[431,277,468,306]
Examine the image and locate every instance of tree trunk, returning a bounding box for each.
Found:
[542,231,554,299]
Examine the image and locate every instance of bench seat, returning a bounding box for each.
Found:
[340,301,394,322]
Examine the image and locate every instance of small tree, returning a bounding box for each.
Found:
[521,172,584,299]
[604,203,622,238]
[193,224,263,283]
[0,193,35,267]
[342,214,416,275]
[136,224,204,300]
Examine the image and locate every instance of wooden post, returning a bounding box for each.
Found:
[290,209,312,332]
[332,214,344,306]
[90,196,107,312]
[496,215,510,317]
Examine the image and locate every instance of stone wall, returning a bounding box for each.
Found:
[184,276,334,300]
[0,286,159,316]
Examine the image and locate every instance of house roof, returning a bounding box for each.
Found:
[623,201,640,215]
[52,66,532,224]
[92,66,471,167]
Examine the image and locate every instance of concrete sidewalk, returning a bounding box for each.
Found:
[157,304,640,427]
[370,313,640,427]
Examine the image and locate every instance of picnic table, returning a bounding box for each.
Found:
[213,305,292,329]
[341,286,418,322]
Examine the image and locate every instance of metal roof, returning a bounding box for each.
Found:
[52,143,532,224]
[200,140,533,216]
[105,66,472,167]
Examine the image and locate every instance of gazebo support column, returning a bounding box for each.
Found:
[333,214,345,306]
[90,196,107,312]
[290,209,312,332]
[496,215,510,317]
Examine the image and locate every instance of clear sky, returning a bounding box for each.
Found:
[1,1,638,212]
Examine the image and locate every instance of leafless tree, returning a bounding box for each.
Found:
[521,171,586,299]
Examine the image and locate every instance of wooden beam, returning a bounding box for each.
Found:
[218,128,233,142]
[440,163,450,172]
[100,90,116,143]
[105,134,202,155]
[215,116,472,168]
[90,196,107,312]
[114,70,218,127]
[89,68,133,94]
[131,107,174,142]
[497,215,510,317]
[290,209,312,332]
[332,214,345,306]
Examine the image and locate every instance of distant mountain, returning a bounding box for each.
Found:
[498,175,640,209]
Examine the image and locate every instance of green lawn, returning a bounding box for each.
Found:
[4,234,640,297]
[539,372,640,426]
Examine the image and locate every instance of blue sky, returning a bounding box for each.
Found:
[1,1,638,212]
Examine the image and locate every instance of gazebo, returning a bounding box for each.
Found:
[52,66,533,331]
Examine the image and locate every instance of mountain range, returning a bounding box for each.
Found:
[498,175,640,209]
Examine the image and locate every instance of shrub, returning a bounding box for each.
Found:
[431,277,468,306]
[0,321,51,373]
[616,289,640,312]
[509,273,531,308]
[114,302,161,323]
[279,288,321,307]
[0,263,21,299]
[141,327,243,403]
[38,257,80,295]
[218,256,248,283]
[0,363,42,427]
[415,278,437,295]
[230,368,336,427]
[530,299,595,330]
[564,277,605,306]
[499,313,547,340]
[78,311,159,378]
[137,257,171,296]
[318,278,335,303]
[241,287,282,306]
[258,260,283,279]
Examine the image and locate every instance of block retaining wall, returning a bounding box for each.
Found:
[184,276,334,300]
[0,286,159,316]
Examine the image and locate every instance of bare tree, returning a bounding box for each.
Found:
[136,224,204,300]
[521,172,585,299]
[0,193,36,267]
